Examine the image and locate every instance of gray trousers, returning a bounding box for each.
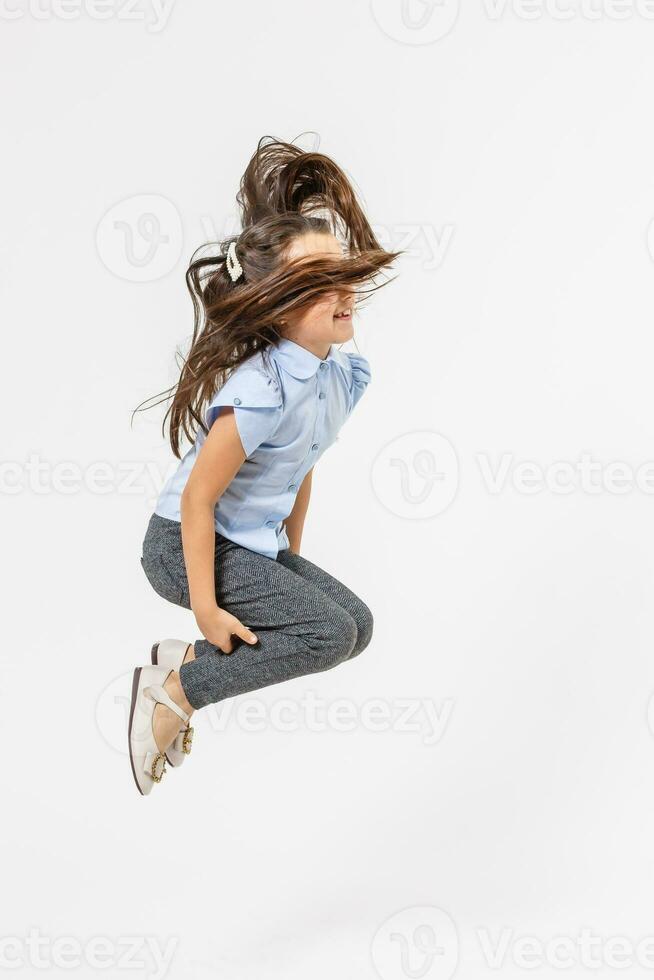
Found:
[140,513,374,709]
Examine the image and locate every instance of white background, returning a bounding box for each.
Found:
[4,1,654,978]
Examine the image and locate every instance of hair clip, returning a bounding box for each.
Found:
[226,241,243,283]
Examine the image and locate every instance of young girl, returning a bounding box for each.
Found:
[129,138,397,795]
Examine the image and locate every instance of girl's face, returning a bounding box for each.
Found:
[280,232,356,355]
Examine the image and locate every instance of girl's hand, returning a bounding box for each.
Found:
[194,604,258,654]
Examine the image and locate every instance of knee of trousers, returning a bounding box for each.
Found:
[313,609,358,669]
[350,600,374,657]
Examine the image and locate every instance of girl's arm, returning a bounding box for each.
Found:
[180,408,258,654]
[283,467,313,554]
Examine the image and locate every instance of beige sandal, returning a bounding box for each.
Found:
[128,664,191,796]
[150,639,194,766]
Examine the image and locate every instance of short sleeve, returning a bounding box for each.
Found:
[346,352,372,413]
[205,365,283,457]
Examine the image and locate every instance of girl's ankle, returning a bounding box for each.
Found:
[164,670,194,719]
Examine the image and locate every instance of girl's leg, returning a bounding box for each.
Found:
[140,516,199,752]
[275,549,374,659]
[152,643,195,752]
[140,514,359,733]
[179,542,358,710]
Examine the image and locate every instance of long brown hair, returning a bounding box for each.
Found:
[133,136,399,458]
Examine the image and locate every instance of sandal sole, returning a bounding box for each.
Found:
[127,667,145,796]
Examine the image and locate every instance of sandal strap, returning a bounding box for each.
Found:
[143,683,190,724]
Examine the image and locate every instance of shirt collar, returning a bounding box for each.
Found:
[270,337,337,380]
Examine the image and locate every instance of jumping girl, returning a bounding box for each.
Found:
[129,137,397,795]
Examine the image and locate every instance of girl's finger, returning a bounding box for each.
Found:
[233,622,258,644]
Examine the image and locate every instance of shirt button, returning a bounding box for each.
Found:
[311,443,319,451]
[265,520,276,527]
[233,397,242,406]
[288,484,298,492]
[319,362,327,370]
[318,392,326,400]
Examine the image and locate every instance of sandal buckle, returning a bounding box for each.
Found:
[151,753,167,783]
[182,727,194,755]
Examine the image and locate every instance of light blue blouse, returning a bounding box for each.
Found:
[154,337,371,559]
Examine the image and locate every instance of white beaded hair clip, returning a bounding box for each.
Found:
[226,241,243,283]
